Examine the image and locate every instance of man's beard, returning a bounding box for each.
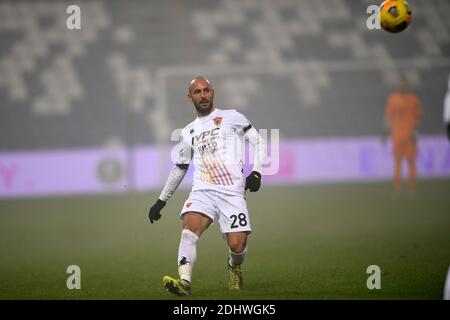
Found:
[194,99,214,116]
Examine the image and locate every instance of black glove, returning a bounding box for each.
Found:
[149,199,166,224]
[245,171,261,192]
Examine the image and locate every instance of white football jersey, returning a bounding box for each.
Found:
[176,108,258,196]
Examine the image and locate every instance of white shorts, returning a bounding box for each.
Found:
[180,190,251,235]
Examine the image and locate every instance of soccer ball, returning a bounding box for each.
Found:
[379,0,412,33]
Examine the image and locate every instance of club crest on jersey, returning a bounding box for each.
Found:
[213,117,222,126]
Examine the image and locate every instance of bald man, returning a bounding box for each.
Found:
[148,76,266,295]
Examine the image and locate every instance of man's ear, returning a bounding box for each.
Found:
[186,93,192,101]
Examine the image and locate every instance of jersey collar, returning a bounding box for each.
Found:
[197,107,219,120]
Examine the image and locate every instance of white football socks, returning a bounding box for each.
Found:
[228,247,248,267]
[177,229,199,283]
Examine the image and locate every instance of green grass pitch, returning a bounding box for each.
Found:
[1,180,449,300]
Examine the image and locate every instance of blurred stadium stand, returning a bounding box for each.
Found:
[0,0,449,151]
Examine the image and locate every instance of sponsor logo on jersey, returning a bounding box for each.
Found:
[192,127,220,144]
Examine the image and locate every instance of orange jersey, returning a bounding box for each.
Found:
[385,92,421,142]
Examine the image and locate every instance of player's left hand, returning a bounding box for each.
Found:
[245,171,261,192]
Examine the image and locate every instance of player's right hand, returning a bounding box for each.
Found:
[149,199,166,224]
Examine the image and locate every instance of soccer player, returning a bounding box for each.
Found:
[384,76,421,192]
[148,76,266,296]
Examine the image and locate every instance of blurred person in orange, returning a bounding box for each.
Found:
[384,76,421,192]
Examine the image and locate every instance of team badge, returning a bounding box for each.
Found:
[213,117,222,126]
